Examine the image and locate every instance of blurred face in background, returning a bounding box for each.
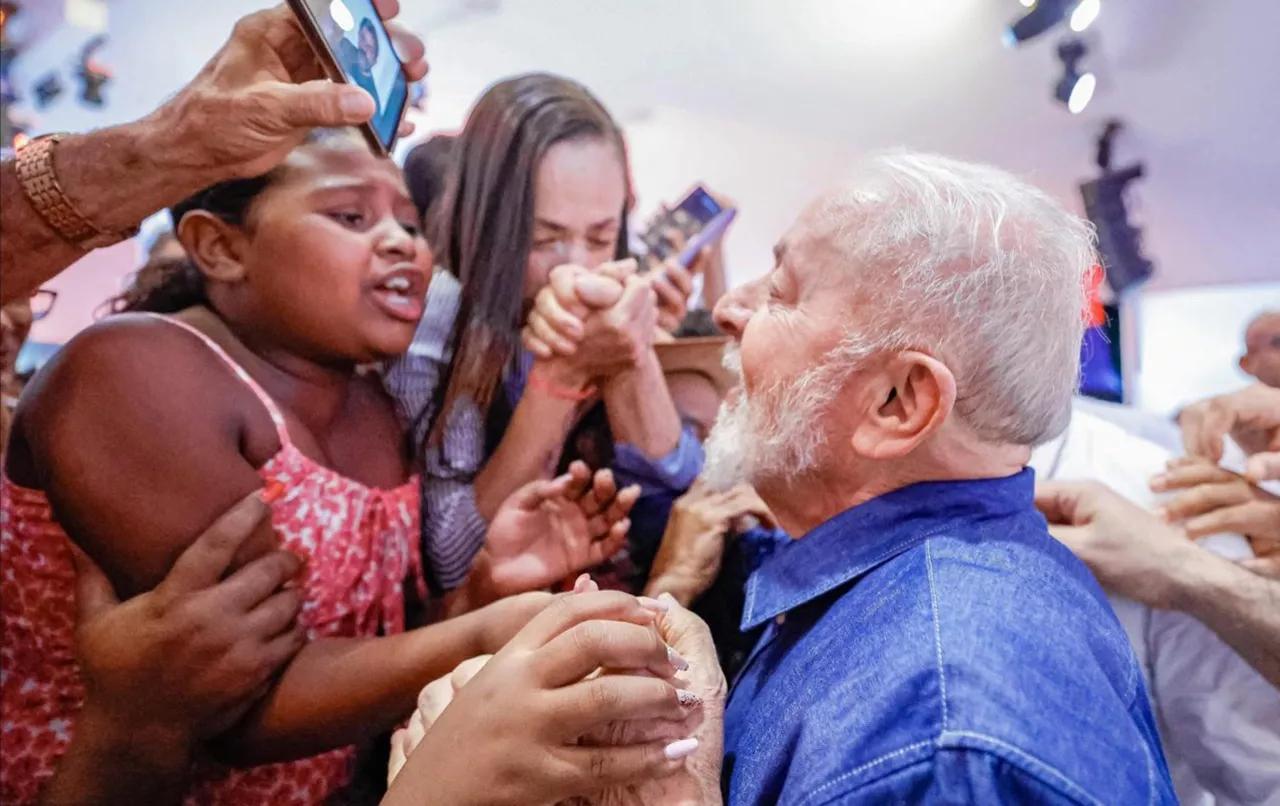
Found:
[525,137,627,302]
[1241,312,1280,388]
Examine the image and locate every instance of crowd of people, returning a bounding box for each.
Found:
[1,3,1278,804]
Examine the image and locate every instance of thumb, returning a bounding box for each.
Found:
[69,543,119,621]
[1245,451,1280,484]
[255,80,375,131]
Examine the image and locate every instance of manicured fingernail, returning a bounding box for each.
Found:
[677,689,701,707]
[667,645,690,671]
[659,592,678,605]
[638,596,670,612]
[261,481,286,504]
[664,737,699,760]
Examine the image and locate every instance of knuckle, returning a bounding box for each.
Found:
[587,679,623,713]
[571,621,607,656]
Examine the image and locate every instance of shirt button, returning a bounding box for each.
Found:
[775,614,786,626]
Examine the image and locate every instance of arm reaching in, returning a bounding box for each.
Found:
[1037,480,1280,687]
[0,2,427,302]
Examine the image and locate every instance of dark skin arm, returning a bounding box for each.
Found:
[9,317,540,765]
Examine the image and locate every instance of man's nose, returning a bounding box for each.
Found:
[714,281,764,341]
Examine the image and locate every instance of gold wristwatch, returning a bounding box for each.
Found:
[14,133,139,251]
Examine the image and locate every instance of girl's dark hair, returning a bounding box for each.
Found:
[108,130,349,315]
[426,72,632,445]
[403,133,458,231]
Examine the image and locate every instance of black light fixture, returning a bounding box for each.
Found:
[34,72,62,108]
[1054,38,1096,114]
[1005,0,1102,46]
[1079,120,1154,294]
[1004,0,1071,46]
[77,34,110,107]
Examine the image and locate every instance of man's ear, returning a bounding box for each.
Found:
[849,351,957,460]
[176,211,249,284]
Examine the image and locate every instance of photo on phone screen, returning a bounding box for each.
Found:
[289,0,409,153]
[640,185,733,270]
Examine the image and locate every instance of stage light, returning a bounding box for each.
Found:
[1005,0,1070,46]
[1054,38,1095,114]
[77,35,111,107]
[1066,72,1096,113]
[1069,0,1101,32]
[34,73,63,108]
[1019,0,1036,7]
[13,131,29,149]
[1080,120,1153,294]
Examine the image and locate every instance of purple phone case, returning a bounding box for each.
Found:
[675,208,737,268]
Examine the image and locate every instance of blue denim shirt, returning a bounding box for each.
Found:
[722,470,1176,805]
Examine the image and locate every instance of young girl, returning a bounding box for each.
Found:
[1,129,632,804]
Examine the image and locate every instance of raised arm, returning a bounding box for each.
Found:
[0,3,426,303]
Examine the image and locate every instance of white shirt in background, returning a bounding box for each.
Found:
[1031,402,1280,806]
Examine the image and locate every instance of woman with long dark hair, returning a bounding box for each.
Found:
[1,128,636,803]
[387,73,706,598]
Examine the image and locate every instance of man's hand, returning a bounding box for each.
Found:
[1035,480,1207,609]
[70,490,307,745]
[645,482,776,606]
[383,592,700,806]
[480,461,640,598]
[1180,384,1280,482]
[145,2,428,182]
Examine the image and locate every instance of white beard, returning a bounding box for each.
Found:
[702,343,848,492]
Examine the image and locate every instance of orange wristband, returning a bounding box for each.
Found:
[527,370,596,402]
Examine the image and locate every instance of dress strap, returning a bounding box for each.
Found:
[137,312,292,447]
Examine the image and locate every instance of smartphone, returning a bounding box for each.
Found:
[287,0,409,155]
[641,185,736,270]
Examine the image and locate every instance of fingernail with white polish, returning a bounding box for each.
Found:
[677,689,701,707]
[667,645,690,671]
[639,596,671,612]
[664,737,699,760]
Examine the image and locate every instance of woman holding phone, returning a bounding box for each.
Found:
[387,73,726,601]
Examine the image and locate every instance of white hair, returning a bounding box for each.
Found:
[814,151,1095,447]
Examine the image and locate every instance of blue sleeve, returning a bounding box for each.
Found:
[806,748,1095,806]
[611,424,704,497]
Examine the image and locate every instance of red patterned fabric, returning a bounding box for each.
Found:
[1,315,421,805]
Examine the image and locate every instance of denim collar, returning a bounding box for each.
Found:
[741,469,1037,630]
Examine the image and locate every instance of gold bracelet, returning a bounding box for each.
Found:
[14,133,139,251]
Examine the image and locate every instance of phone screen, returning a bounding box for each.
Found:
[292,0,408,152]
[640,186,725,267]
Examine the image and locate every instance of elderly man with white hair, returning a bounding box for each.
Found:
[696,152,1175,804]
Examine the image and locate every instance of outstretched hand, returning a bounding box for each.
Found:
[481,461,641,597]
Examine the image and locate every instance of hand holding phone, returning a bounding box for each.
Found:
[641,185,737,271]
[287,0,411,155]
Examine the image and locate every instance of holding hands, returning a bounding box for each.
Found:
[523,259,661,384]
[384,590,704,806]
